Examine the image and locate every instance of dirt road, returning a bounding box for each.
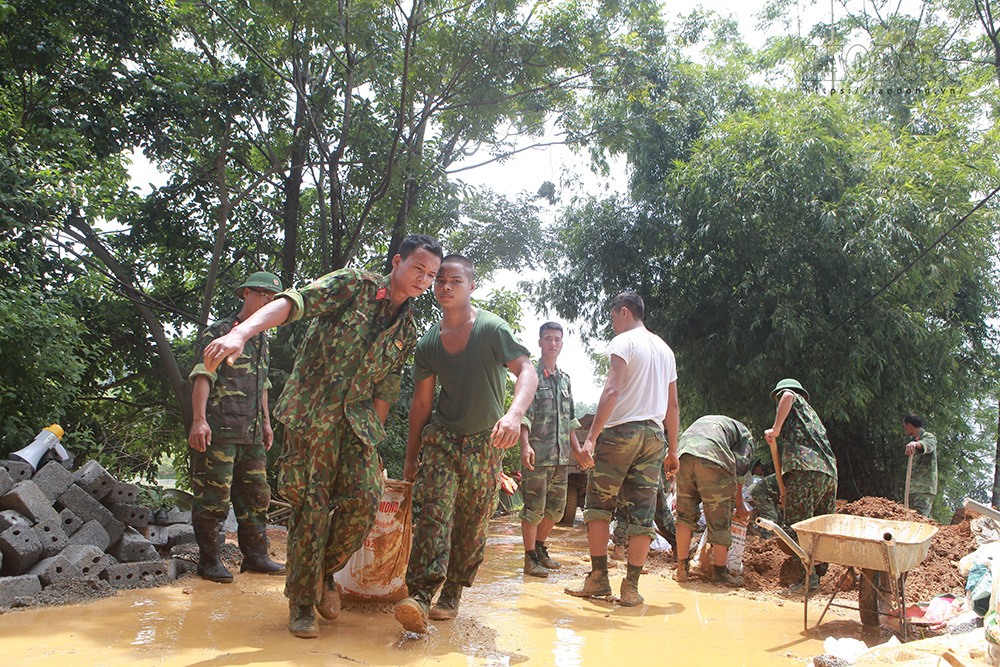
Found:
[1,516,868,666]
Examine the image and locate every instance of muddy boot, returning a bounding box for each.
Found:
[609,543,627,561]
[713,565,744,588]
[394,596,430,634]
[564,570,612,598]
[193,518,233,583]
[779,573,820,597]
[238,526,285,575]
[429,582,462,621]
[619,578,644,607]
[536,543,561,569]
[524,550,549,578]
[673,558,689,583]
[316,573,340,621]
[288,602,319,638]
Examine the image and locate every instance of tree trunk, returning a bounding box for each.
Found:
[281,44,309,288]
[992,398,1000,507]
[199,123,233,325]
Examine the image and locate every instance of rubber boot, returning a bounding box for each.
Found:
[536,543,561,569]
[713,565,744,588]
[238,526,285,575]
[674,558,689,583]
[316,572,340,620]
[288,601,319,638]
[564,570,612,598]
[619,578,644,607]
[779,573,820,597]
[193,518,233,583]
[524,550,549,578]
[429,582,462,621]
[394,596,430,634]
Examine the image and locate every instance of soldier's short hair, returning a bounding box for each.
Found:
[441,254,475,281]
[609,291,644,321]
[539,321,563,338]
[398,234,444,261]
[903,413,924,428]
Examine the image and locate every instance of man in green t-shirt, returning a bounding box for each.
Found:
[395,254,538,634]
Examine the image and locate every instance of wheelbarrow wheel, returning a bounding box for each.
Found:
[859,569,881,626]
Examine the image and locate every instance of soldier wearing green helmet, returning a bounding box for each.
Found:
[189,270,285,584]
[764,378,838,596]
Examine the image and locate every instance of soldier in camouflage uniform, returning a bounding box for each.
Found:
[673,415,753,587]
[519,322,582,578]
[394,255,537,634]
[902,413,937,517]
[189,271,285,584]
[747,461,781,531]
[764,378,838,596]
[200,235,443,639]
[565,291,679,608]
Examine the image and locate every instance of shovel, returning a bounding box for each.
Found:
[903,452,913,510]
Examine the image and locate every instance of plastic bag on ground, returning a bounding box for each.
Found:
[334,479,413,602]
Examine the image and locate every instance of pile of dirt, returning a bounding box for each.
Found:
[739,497,975,602]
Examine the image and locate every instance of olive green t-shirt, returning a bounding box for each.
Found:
[413,309,530,436]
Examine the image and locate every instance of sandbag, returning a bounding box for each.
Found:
[334,479,413,602]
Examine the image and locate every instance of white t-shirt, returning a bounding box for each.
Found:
[604,326,677,428]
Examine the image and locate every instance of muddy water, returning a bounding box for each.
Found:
[0,518,850,666]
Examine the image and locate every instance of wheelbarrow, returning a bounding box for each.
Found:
[757,514,938,638]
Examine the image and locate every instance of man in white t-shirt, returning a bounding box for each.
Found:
[565,291,679,607]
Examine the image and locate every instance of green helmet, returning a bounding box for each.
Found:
[770,378,809,401]
[235,271,283,297]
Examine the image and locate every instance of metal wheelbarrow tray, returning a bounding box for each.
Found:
[759,514,938,636]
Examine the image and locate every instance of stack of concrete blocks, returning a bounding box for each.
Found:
[0,458,194,607]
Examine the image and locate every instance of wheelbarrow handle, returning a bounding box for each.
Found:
[755,517,810,563]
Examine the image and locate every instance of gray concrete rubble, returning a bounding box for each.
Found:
[0,456,188,607]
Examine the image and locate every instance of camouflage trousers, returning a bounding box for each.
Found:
[584,420,665,539]
[279,420,384,605]
[675,455,737,547]
[748,473,782,524]
[519,464,569,525]
[406,424,499,604]
[908,493,934,518]
[190,440,269,529]
[612,467,675,546]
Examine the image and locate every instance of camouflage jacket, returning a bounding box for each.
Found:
[677,415,754,476]
[523,360,581,466]
[189,315,271,445]
[778,394,837,479]
[907,429,938,495]
[273,269,417,447]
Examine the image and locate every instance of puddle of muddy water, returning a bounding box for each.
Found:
[0,516,860,666]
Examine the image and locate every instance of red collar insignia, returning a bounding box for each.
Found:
[543,368,550,379]
[376,287,387,301]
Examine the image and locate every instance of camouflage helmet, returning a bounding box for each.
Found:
[770,378,809,401]
[235,271,283,297]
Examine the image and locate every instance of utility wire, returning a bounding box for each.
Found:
[831,182,1000,332]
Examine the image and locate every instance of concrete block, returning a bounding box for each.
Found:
[108,502,152,530]
[73,460,115,500]
[165,523,195,548]
[102,559,175,588]
[60,544,109,579]
[0,466,13,496]
[165,508,192,525]
[0,509,30,532]
[1,460,34,483]
[145,524,169,547]
[104,517,125,545]
[29,553,82,586]
[110,527,159,563]
[31,461,75,502]
[0,573,42,607]
[33,515,70,557]
[59,508,82,536]
[66,519,110,552]
[0,480,60,524]
[107,481,138,505]
[58,484,115,527]
[0,523,43,574]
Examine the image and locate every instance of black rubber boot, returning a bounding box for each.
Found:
[193,518,233,583]
[238,526,285,575]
